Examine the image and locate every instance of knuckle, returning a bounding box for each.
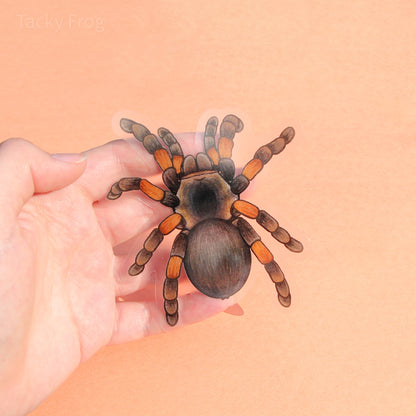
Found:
[0,137,31,152]
[107,138,132,158]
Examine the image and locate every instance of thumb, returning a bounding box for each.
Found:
[0,138,87,221]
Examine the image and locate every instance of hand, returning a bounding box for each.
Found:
[0,137,235,416]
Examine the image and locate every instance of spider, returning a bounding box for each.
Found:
[108,114,303,326]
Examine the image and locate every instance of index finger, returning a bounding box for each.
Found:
[75,138,159,201]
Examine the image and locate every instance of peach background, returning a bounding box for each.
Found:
[1,0,415,415]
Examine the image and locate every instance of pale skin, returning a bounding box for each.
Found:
[0,137,236,416]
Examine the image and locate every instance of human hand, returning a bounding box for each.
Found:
[0,136,235,416]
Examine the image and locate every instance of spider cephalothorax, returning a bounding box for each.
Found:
[108,115,303,326]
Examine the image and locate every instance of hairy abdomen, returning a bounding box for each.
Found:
[184,219,251,299]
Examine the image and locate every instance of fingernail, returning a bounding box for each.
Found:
[52,153,87,163]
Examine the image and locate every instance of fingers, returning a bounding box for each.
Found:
[81,138,173,248]
[76,138,161,202]
[78,132,204,203]
[109,293,236,344]
[113,244,171,296]
[78,133,202,199]
[113,234,196,298]
[111,242,242,344]
[0,138,86,224]
[113,254,163,297]
[87,133,205,248]
[94,193,170,247]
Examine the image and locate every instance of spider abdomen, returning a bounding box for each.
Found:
[184,218,251,299]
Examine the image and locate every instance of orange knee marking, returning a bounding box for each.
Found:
[140,179,164,201]
[218,137,234,158]
[207,147,220,165]
[172,155,183,174]
[167,255,183,279]
[242,158,263,180]
[154,148,172,171]
[233,200,259,219]
[159,213,183,235]
[251,240,274,264]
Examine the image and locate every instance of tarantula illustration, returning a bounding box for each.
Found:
[108,115,303,326]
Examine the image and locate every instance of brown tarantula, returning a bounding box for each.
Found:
[108,115,303,326]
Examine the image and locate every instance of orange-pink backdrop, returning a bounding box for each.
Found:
[1,0,415,415]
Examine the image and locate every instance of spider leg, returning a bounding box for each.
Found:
[157,127,184,173]
[233,217,292,307]
[204,115,244,182]
[157,127,185,192]
[232,200,303,252]
[217,115,244,181]
[107,177,179,207]
[128,213,184,276]
[230,126,295,194]
[182,155,197,175]
[120,118,180,193]
[163,231,188,326]
[203,116,219,165]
